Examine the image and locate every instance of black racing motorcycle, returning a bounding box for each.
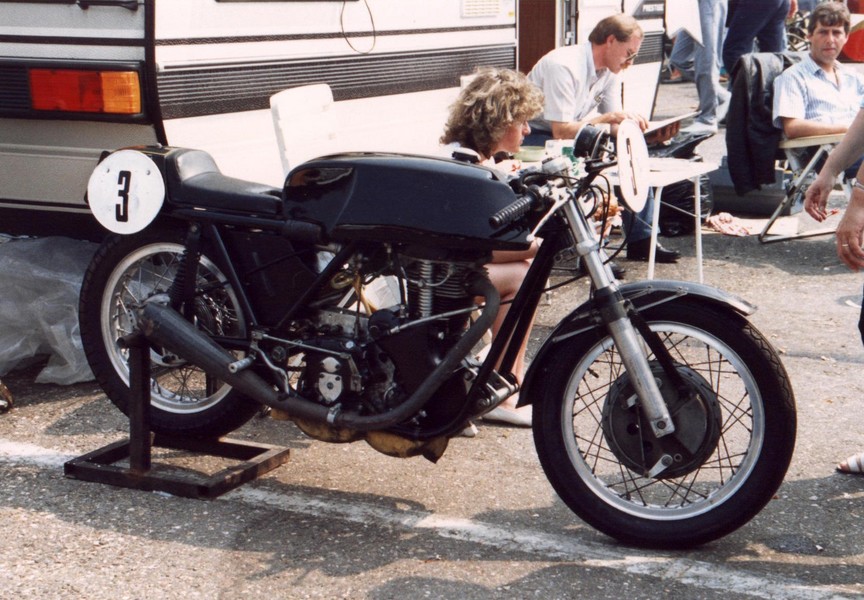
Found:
[78,123,796,548]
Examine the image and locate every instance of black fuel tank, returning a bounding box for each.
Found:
[282,153,532,251]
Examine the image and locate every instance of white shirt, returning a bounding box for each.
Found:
[772,54,864,130]
[527,44,622,132]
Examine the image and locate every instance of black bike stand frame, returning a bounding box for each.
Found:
[64,332,290,499]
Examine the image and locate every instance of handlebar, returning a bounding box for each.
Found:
[489,186,541,228]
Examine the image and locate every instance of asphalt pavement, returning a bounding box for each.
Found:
[2,80,864,599]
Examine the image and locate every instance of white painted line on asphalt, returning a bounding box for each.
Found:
[232,487,847,600]
[0,437,853,600]
[0,439,74,468]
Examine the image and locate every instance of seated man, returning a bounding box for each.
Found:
[773,2,864,147]
[525,13,680,263]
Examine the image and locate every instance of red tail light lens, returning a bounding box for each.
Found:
[29,68,142,114]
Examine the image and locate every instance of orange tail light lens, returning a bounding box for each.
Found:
[29,68,142,115]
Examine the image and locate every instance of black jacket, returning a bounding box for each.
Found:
[725,51,805,196]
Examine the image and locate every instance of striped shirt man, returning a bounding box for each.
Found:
[772,54,864,133]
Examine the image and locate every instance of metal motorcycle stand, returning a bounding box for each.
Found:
[64,332,290,499]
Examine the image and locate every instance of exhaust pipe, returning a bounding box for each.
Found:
[136,274,499,430]
[138,301,330,424]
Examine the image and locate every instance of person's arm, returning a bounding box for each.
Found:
[491,241,539,263]
[772,67,812,139]
[644,121,680,144]
[550,119,588,140]
[835,188,864,271]
[788,0,798,18]
[781,117,847,139]
[547,69,656,140]
[805,109,864,221]
[549,110,649,140]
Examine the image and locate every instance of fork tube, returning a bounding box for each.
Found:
[561,202,675,438]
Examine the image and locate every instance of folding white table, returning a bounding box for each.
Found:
[643,158,719,283]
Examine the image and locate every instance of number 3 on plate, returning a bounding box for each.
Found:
[87,149,165,234]
[116,170,131,223]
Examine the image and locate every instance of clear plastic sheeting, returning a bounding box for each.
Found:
[0,236,98,384]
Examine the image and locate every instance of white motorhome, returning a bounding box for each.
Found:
[0,0,666,239]
[0,0,518,238]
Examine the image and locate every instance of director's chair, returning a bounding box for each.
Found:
[759,133,849,243]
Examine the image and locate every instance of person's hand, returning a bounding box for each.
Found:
[788,0,798,19]
[645,121,680,145]
[835,193,864,271]
[804,171,834,221]
[599,111,648,130]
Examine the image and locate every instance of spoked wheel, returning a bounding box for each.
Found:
[786,11,810,53]
[79,228,260,438]
[532,299,796,548]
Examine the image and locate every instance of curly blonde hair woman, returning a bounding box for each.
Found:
[441,67,545,160]
[440,68,544,429]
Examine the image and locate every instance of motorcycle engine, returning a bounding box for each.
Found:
[297,253,482,430]
[296,309,396,413]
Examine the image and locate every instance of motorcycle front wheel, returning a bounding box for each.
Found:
[532,299,796,548]
[79,228,260,438]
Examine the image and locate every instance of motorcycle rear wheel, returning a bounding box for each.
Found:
[532,299,796,548]
[79,228,260,438]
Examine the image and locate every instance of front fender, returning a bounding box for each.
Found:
[518,280,756,407]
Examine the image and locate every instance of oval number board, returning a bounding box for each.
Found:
[87,149,165,234]
[615,119,649,213]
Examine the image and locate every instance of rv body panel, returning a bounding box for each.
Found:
[0,0,517,235]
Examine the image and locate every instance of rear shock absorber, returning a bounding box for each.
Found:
[168,223,202,319]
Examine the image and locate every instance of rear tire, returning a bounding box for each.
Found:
[79,228,259,438]
[532,299,796,548]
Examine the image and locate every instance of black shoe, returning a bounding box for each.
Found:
[578,259,626,279]
[626,238,680,263]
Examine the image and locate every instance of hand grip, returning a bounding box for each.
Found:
[489,186,543,228]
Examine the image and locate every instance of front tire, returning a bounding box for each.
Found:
[532,299,796,548]
[79,228,260,438]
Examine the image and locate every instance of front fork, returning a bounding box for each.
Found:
[562,202,676,438]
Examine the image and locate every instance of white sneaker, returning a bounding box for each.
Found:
[679,121,718,136]
[482,405,532,428]
[458,422,478,437]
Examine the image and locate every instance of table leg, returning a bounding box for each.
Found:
[648,185,663,280]
[694,175,703,283]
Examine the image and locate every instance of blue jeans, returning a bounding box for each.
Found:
[723,0,789,75]
[621,191,653,243]
[669,30,695,76]
[675,0,729,126]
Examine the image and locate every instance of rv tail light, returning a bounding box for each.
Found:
[29,69,142,115]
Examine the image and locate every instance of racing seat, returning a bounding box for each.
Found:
[726,51,847,244]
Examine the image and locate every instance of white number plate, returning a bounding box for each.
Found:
[615,119,649,212]
[87,149,165,234]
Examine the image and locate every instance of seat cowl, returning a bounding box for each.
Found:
[165,148,282,216]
